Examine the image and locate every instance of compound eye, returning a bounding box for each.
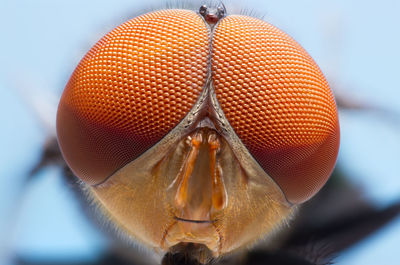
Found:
[212,15,340,204]
[57,10,209,184]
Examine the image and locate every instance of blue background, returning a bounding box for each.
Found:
[1,0,399,264]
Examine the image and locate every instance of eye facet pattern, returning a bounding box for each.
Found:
[212,15,339,203]
[57,9,209,184]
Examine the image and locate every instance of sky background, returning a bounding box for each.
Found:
[1,0,399,264]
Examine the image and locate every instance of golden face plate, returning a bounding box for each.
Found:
[90,81,293,257]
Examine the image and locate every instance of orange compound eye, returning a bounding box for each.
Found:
[56,9,209,185]
[212,15,340,204]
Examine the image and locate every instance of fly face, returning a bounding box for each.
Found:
[56,3,339,263]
